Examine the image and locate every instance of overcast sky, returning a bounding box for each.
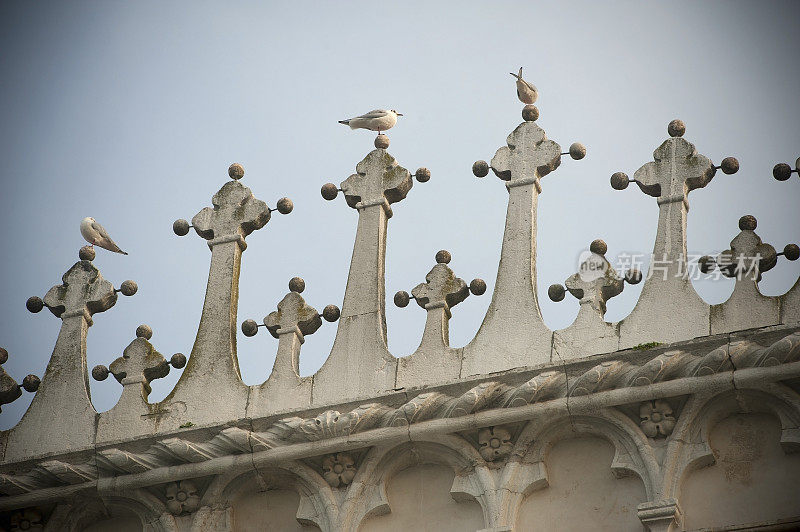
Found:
[1,1,798,429]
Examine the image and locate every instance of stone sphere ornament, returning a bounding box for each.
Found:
[26,296,44,313]
[92,365,110,381]
[625,269,643,285]
[610,172,629,190]
[276,197,294,215]
[173,219,190,236]
[773,163,792,181]
[170,353,187,369]
[568,143,586,160]
[435,250,452,264]
[21,374,40,393]
[394,290,410,308]
[469,278,487,296]
[241,319,259,337]
[548,284,566,302]
[472,160,490,178]
[322,304,341,322]
[374,134,390,149]
[321,183,339,200]
[415,167,431,183]
[590,239,607,255]
[784,244,800,262]
[288,277,306,293]
[120,280,138,297]
[136,324,153,340]
[720,157,739,175]
[522,104,539,122]
[667,119,685,137]
[739,215,757,231]
[228,163,245,180]
[79,246,96,261]
[0,347,7,364]
[698,255,716,274]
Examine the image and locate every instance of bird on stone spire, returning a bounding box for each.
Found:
[510,67,538,105]
[80,217,128,255]
[338,109,403,134]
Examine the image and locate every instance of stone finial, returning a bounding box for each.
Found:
[772,156,800,181]
[339,149,414,214]
[0,348,40,412]
[38,261,118,323]
[241,279,338,339]
[486,121,562,184]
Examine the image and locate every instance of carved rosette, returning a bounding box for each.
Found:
[9,508,44,531]
[165,480,200,516]
[639,399,676,438]
[321,452,356,487]
[478,426,513,462]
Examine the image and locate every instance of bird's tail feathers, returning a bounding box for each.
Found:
[338,120,349,125]
[119,250,129,255]
[510,67,523,79]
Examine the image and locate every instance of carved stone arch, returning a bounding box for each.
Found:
[197,459,339,530]
[45,490,176,532]
[662,383,800,499]
[339,435,495,531]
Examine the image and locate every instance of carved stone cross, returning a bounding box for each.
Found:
[265,292,322,338]
[109,338,170,395]
[490,121,562,187]
[717,217,776,280]
[566,254,624,318]
[192,180,270,248]
[43,261,117,323]
[340,149,413,213]
[633,137,713,207]
[411,263,469,314]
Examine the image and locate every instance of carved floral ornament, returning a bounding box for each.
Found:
[478,426,513,462]
[8,509,43,531]
[639,399,676,438]
[165,480,200,516]
[321,452,357,487]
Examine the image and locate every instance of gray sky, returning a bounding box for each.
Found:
[1,1,798,429]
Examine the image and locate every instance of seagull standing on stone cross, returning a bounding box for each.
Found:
[510,67,538,105]
[338,109,402,134]
[80,217,128,255]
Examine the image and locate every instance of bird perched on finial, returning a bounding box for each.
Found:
[510,67,538,104]
[338,109,403,134]
[80,217,128,255]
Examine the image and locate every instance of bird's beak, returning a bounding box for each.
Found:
[396,113,403,116]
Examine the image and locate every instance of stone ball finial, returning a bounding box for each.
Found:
[739,215,757,231]
[720,157,739,175]
[625,269,643,285]
[289,277,305,293]
[374,134,390,149]
[322,304,341,322]
[590,239,607,255]
[170,353,187,369]
[241,319,259,337]
[435,250,452,264]
[522,105,539,122]
[276,197,294,215]
[92,364,110,381]
[119,280,138,297]
[568,143,587,160]
[228,163,245,180]
[22,374,40,393]
[26,296,44,313]
[173,219,191,236]
[698,255,716,274]
[610,172,630,191]
[472,160,490,178]
[783,244,800,261]
[394,290,410,308]
[415,167,431,183]
[136,324,153,340]
[0,347,7,364]
[668,119,685,138]
[773,163,792,181]
[321,183,339,201]
[469,278,487,296]
[79,246,96,261]
[548,284,566,302]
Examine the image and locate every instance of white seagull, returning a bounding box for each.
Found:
[80,217,128,255]
[338,109,402,134]
[510,67,538,105]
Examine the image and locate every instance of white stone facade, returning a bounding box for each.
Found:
[1,96,799,531]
